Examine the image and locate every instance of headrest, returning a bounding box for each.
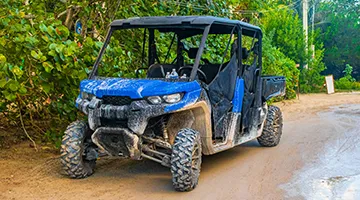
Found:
[242,48,249,60]
[231,42,237,55]
[178,42,185,50]
[231,42,249,60]
[188,48,199,59]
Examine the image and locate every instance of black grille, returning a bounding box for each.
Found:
[102,96,132,106]
[100,118,128,127]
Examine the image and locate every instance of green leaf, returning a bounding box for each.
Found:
[0,79,7,88]
[42,35,49,42]
[8,80,19,91]
[55,44,64,53]
[0,54,6,63]
[40,56,47,62]
[42,83,51,93]
[59,52,65,61]
[39,23,48,33]
[46,26,55,37]
[12,66,23,77]
[25,36,38,45]
[18,86,27,94]
[0,38,6,47]
[84,37,94,46]
[31,50,38,59]
[48,50,57,57]
[42,62,54,73]
[49,43,57,50]
[55,63,61,71]
[3,91,16,101]
[57,26,70,38]
[0,101,5,111]
[84,55,92,62]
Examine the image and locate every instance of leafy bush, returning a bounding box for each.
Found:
[0,2,129,146]
[335,64,360,90]
[0,0,326,147]
[262,32,299,99]
[299,48,327,93]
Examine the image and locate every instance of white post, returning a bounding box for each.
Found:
[303,0,308,69]
[311,0,316,59]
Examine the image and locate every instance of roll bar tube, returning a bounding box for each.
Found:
[89,29,113,79]
[189,25,210,81]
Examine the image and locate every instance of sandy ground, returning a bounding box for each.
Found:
[1,93,360,200]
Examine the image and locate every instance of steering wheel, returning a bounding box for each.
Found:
[178,66,208,83]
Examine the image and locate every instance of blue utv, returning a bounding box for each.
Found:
[60,16,286,192]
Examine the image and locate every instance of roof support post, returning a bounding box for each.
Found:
[89,28,113,79]
[148,29,155,66]
[190,25,211,81]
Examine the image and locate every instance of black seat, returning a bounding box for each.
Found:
[188,48,198,59]
[147,64,177,78]
[199,64,221,84]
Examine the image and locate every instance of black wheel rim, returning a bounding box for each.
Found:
[82,139,97,169]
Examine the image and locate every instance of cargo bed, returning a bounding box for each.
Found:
[261,76,286,100]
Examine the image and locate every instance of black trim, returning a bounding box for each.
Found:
[110,16,262,37]
[218,26,236,75]
[238,28,242,76]
[89,29,113,79]
[148,29,155,66]
[190,25,210,81]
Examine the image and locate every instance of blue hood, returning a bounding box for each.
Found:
[80,78,201,99]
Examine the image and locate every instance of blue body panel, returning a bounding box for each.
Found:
[80,78,201,99]
[78,78,202,112]
[232,78,245,113]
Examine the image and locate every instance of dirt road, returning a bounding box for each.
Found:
[1,93,360,200]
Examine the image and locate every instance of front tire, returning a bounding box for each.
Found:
[257,105,283,147]
[171,128,202,192]
[60,120,97,178]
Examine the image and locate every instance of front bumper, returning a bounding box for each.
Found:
[77,97,166,134]
[91,127,141,159]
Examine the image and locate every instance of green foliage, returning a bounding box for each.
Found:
[0,0,233,145]
[335,64,360,90]
[319,0,360,80]
[262,32,299,99]
[260,6,305,64]
[300,48,327,93]
[0,0,105,144]
[0,0,327,146]
[342,64,356,82]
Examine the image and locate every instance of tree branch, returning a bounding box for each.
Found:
[18,101,38,152]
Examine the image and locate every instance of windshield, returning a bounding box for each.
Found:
[91,26,208,79]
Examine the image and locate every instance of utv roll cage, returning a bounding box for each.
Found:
[89,16,262,82]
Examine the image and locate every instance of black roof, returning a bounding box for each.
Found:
[110,16,262,36]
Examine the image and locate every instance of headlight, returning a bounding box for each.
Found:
[163,93,182,103]
[147,96,162,104]
[147,93,183,104]
[81,92,94,101]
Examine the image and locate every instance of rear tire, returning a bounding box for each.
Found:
[60,120,97,178]
[257,105,283,147]
[170,128,202,192]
